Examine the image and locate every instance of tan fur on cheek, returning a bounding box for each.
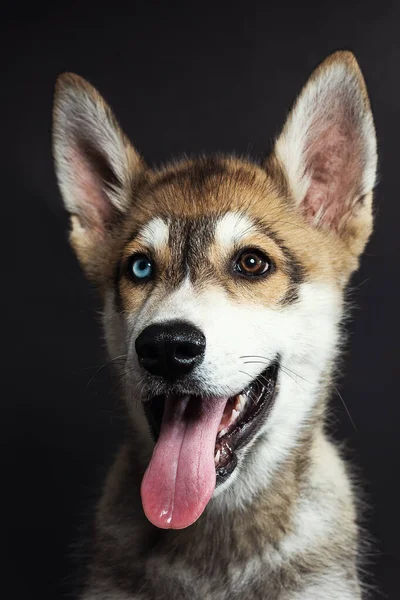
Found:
[225,271,293,306]
[118,278,154,315]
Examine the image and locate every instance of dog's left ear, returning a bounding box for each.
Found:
[268,51,377,261]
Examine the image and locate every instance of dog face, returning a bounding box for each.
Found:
[53,52,377,530]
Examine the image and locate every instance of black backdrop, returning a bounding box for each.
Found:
[1,2,399,598]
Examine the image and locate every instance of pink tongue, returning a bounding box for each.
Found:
[141,395,228,529]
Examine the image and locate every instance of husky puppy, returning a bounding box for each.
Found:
[53,51,377,599]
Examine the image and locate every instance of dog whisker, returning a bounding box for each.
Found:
[85,354,128,391]
[238,370,270,407]
[240,355,356,431]
[241,355,312,385]
[332,385,357,432]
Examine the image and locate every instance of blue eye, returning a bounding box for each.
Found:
[129,254,154,281]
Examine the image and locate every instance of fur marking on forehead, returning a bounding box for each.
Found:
[137,217,169,251]
[214,212,257,249]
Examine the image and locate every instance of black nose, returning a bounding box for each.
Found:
[135,321,206,382]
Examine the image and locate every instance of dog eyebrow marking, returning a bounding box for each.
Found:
[214,212,257,248]
[137,217,169,251]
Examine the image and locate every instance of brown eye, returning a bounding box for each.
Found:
[234,249,271,278]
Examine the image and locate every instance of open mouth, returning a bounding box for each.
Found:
[145,360,279,482]
[141,361,279,530]
[214,360,279,480]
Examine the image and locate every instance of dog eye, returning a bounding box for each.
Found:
[128,254,154,281]
[234,249,271,277]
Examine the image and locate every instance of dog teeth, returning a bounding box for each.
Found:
[214,449,221,465]
[218,428,228,439]
[217,395,246,441]
[236,394,247,412]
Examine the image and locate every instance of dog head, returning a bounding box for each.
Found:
[53,52,377,529]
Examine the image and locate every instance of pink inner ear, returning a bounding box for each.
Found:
[68,143,115,233]
[302,121,362,230]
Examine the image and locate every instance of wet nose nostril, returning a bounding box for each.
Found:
[175,343,201,360]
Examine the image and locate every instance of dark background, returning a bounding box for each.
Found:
[1,2,398,598]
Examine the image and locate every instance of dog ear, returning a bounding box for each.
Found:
[268,51,377,259]
[53,73,146,280]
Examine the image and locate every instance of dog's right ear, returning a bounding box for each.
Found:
[53,73,146,281]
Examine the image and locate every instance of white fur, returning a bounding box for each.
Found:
[137,217,169,251]
[126,278,341,399]
[211,281,342,508]
[214,212,256,249]
[280,433,355,560]
[286,577,361,600]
